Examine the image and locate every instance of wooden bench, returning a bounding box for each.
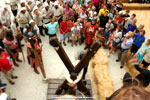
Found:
[47,79,94,100]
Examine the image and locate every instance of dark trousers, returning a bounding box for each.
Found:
[74,14,78,22]
[20,27,24,35]
[58,17,62,25]
[118,48,128,66]
[0,39,4,48]
[11,10,17,17]
[38,26,44,36]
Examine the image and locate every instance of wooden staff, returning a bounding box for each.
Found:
[17,31,25,62]
[29,38,46,78]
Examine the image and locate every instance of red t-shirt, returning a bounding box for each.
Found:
[60,22,68,34]
[0,52,12,72]
[67,22,74,32]
[115,16,124,24]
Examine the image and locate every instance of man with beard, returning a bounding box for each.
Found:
[41,3,53,35]
[52,2,63,25]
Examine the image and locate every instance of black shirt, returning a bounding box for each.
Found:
[99,15,109,28]
[135,64,150,87]
[123,14,130,18]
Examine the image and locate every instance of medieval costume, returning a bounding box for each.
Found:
[3,29,22,67]
[32,7,44,36]
[25,24,42,74]
[17,7,31,34]
[84,20,98,49]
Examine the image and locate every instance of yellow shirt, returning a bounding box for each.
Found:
[98,9,109,16]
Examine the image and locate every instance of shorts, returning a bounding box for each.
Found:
[60,34,68,41]
[130,44,140,53]
[112,41,120,47]
[142,59,150,68]
[67,32,72,37]
[136,53,144,63]
[104,32,110,38]
[4,69,13,80]
[72,35,81,41]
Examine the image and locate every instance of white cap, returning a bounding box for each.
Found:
[36,1,41,5]
[20,7,26,11]
[29,19,35,24]
[33,7,38,11]
[54,2,58,6]
[119,11,123,15]
[20,0,26,3]
[44,2,49,7]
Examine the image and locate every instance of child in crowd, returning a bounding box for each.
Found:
[104,18,114,40]
[108,24,123,57]
[60,17,68,46]
[89,6,97,21]
[67,19,74,43]
[71,23,80,46]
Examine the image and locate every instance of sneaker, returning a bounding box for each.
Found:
[120,66,123,69]
[116,59,120,62]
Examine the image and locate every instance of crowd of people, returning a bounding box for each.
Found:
[0,0,150,99]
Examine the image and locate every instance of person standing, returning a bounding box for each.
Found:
[108,24,123,57]
[130,30,145,56]
[26,32,42,74]
[126,19,137,34]
[0,7,11,28]
[84,19,98,49]
[0,48,18,85]
[52,3,63,25]
[32,7,45,36]
[6,0,19,17]
[41,3,53,35]
[3,29,22,67]
[136,39,150,63]
[17,7,31,34]
[63,4,74,20]
[60,17,68,46]
[116,31,134,68]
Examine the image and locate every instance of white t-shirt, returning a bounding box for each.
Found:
[0,93,8,100]
[89,11,97,19]
[71,27,79,36]
[113,30,122,43]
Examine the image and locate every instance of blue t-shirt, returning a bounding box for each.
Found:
[126,23,136,33]
[45,22,58,35]
[134,33,145,48]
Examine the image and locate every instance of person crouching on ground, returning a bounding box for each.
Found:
[0,47,18,85]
